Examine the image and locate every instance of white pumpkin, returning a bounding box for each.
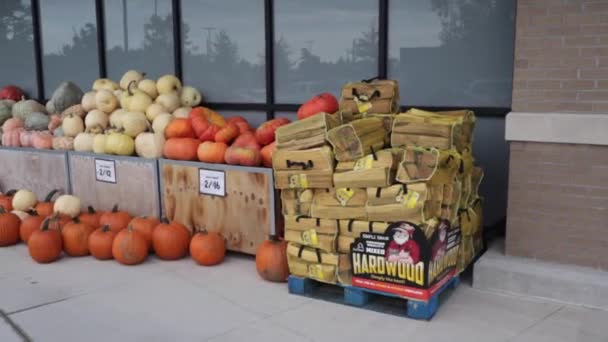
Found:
[85,109,109,130]
[122,112,148,137]
[109,109,127,129]
[172,106,192,118]
[62,114,85,137]
[11,210,30,221]
[152,113,174,135]
[155,92,180,113]
[135,132,165,158]
[95,90,118,113]
[53,194,81,218]
[92,134,107,154]
[74,132,96,152]
[12,190,38,211]
[145,103,167,122]
[81,91,97,111]
[126,87,153,113]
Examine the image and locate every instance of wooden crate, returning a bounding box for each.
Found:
[159,159,280,255]
[0,147,70,199]
[67,152,161,217]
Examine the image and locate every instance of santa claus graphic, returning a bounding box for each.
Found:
[431,220,449,262]
[385,222,420,264]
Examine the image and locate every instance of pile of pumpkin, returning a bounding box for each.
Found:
[0,188,289,282]
[163,108,290,167]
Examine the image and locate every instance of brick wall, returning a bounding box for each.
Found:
[506,141,608,270]
[513,0,608,113]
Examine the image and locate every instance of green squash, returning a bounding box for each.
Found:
[47,82,83,114]
[0,100,14,125]
[12,99,46,120]
[53,126,65,137]
[24,112,50,131]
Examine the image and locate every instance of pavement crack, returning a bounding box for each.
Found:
[506,305,564,342]
[0,309,33,342]
[6,295,81,316]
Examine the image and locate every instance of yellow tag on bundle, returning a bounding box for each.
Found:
[335,188,355,206]
[301,229,319,246]
[396,191,420,209]
[308,264,324,280]
[288,174,308,188]
[353,155,374,170]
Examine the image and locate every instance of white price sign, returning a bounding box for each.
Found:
[199,169,226,196]
[95,159,117,183]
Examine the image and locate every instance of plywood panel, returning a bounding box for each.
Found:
[68,152,160,217]
[0,147,70,199]
[160,160,277,255]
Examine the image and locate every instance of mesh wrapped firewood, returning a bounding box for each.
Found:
[469,167,484,206]
[284,215,338,253]
[339,79,400,115]
[310,188,367,220]
[337,220,390,253]
[440,179,462,225]
[275,113,341,151]
[326,118,386,162]
[395,146,461,185]
[365,183,443,224]
[458,150,475,209]
[281,189,313,216]
[333,148,403,188]
[391,109,472,153]
[436,109,476,147]
[273,146,334,189]
[287,242,352,285]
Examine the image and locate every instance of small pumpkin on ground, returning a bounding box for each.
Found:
[88,225,117,260]
[12,189,37,211]
[28,218,63,263]
[99,204,132,232]
[78,206,102,228]
[0,189,16,211]
[0,207,21,247]
[129,216,160,252]
[189,228,225,266]
[62,218,95,257]
[53,194,81,218]
[153,218,191,260]
[112,224,148,265]
[255,236,289,282]
[35,189,61,217]
[19,210,45,243]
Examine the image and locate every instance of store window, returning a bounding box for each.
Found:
[104,0,175,80]
[388,0,516,107]
[0,0,37,98]
[40,0,100,92]
[274,0,379,103]
[181,0,265,103]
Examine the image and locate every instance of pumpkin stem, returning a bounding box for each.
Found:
[72,216,80,224]
[0,207,5,214]
[127,81,137,96]
[41,217,50,231]
[112,204,119,213]
[268,235,280,242]
[6,189,17,196]
[44,189,61,202]
[27,209,38,216]
[87,206,96,214]
[161,217,170,224]
[101,224,110,232]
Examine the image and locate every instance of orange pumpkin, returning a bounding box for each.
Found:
[261,142,276,168]
[35,189,61,217]
[129,216,160,252]
[78,206,102,228]
[112,225,148,265]
[165,118,195,139]
[0,207,21,246]
[163,138,200,161]
[88,225,117,260]
[190,229,226,266]
[225,146,262,167]
[28,219,63,263]
[48,213,72,231]
[232,132,260,150]
[200,107,226,127]
[0,189,16,211]
[254,118,290,146]
[214,123,239,144]
[99,204,132,232]
[189,107,212,139]
[19,211,46,243]
[227,116,252,134]
[197,141,228,164]
[62,218,95,257]
[255,236,289,282]
[31,131,54,149]
[152,219,191,260]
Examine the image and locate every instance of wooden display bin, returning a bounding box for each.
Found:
[0,147,70,199]
[67,152,161,217]
[159,159,281,255]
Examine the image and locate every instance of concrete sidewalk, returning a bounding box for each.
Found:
[1,245,607,342]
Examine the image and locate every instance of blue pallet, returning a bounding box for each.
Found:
[288,275,460,320]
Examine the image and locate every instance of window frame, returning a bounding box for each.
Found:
[28,0,512,117]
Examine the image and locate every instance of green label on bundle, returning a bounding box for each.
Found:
[397,191,420,209]
[308,264,324,280]
[288,174,308,188]
[354,155,374,170]
[336,188,355,206]
[301,229,319,246]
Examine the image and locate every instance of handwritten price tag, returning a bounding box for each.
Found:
[95,159,116,183]
[199,169,226,196]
